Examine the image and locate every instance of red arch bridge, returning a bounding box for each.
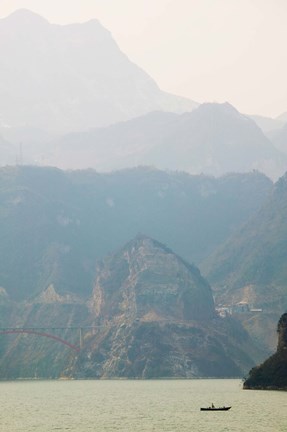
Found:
[0,327,101,352]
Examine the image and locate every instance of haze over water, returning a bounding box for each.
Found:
[1,379,286,431]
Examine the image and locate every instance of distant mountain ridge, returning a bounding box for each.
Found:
[1,10,286,180]
[45,103,287,180]
[248,115,284,134]
[0,166,272,302]
[0,9,197,134]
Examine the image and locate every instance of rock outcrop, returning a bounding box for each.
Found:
[89,235,215,323]
[66,236,261,379]
[0,233,263,379]
[244,313,287,390]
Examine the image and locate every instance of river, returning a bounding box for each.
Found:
[0,379,286,431]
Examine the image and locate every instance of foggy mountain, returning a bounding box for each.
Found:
[270,122,287,155]
[0,9,197,134]
[0,165,270,378]
[249,115,284,134]
[204,172,287,307]
[0,166,272,302]
[1,10,286,181]
[49,103,287,180]
[202,171,287,352]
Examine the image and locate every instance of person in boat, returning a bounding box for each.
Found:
[211,403,214,408]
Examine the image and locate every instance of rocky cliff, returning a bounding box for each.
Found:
[65,236,262,378]
[0,235,262,379]
[244,313,287,390]
[89,235,215,323]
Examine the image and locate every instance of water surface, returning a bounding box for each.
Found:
[0,379,286,431]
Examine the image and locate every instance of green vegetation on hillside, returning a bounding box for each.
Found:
[0,166,271,301]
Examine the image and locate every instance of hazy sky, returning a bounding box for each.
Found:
[1,0,287,117]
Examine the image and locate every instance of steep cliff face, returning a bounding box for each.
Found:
[69,319,251,379]
[67,236,261,378]
[244,313,287,390]
[0,235,262,379]
[90,235,215,323]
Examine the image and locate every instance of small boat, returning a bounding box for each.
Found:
[200,406,231,411]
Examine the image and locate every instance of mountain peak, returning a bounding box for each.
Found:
[93,235,215,322]
[125,233,172,253]
[194,101,241,118]
[0,9,196,133]
[2,9,49,26]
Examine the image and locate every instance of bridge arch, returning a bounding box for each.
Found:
[0,329,80,352]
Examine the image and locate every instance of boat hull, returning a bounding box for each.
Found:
[200,407,231,411]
